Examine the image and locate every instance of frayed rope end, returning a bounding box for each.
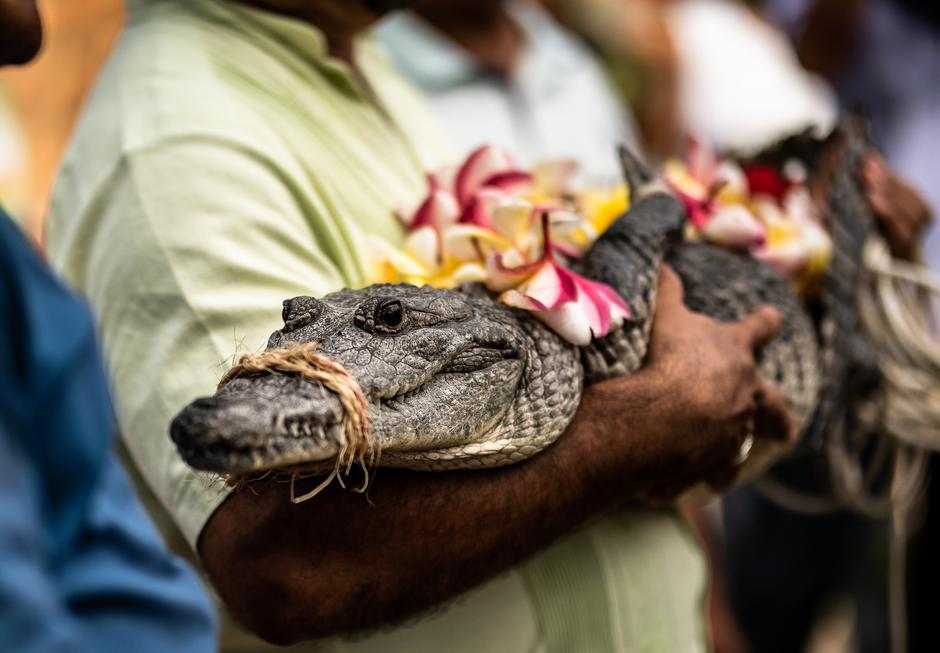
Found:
[218,342,378,501]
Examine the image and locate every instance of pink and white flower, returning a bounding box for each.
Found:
[752,188,832,286]
[664,139,766,249]
[410,188,460,233]
[487,214,630,346]
[404,145,538,235]
[700,204,767,249]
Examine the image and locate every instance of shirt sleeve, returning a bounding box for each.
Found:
[0,425,216,653]
[0,424,78,653]
[65,455,218,653]
[49,138,351,547]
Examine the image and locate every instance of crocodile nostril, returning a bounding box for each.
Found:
[281,296,323,331]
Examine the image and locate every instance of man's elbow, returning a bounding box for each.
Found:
[207,552,360,646]
[200,517,363,644]
[197,491,416,644]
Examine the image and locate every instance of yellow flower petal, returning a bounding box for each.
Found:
[580,183,629,236]
[442,224,509,263]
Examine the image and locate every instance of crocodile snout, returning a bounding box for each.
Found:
[170,374,346,475]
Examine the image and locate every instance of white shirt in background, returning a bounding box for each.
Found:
[374,2,640,183]
[668,0,837,153]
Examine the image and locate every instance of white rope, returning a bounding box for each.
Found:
[756,236,938,653]
[861,237,940,451]
[842,236,938,653]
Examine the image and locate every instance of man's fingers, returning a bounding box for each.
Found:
[864,152,933,259]
[753,379,796,443]
[862,153,887,190]
[733,306,782,349]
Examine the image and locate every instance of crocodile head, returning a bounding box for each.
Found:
[171,284,536,476]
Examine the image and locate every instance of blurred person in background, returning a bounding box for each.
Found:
[544,0,839,158]
[764,1,939,650]
[543,1,934,651]
[0,2,217,650]
[539,0,682,160]
[0,0,124,236]
[715,2,935,652]
[47,0,795,650]
[766,0,938,267]
[375,0,642,178]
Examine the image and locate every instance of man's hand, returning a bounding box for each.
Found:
[199,266,795,645]
[631,266,795,497]
[863,153,932,260]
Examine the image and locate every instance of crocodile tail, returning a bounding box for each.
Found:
[617,143,653,198]
[589,144,685,298]
[580,146,686,380]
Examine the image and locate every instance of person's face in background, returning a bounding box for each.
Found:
[0,0,41,66]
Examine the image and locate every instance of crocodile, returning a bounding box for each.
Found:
[171,127,878,481]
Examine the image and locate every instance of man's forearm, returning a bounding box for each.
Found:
[199,369,675,645]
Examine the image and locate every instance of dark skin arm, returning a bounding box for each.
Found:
[812,148,931,261]
[199,267,793,646]
[863,153,933,261]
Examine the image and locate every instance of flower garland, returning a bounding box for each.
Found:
[663,139,833,294]
[370,142,833,346]
[369,145,630,346]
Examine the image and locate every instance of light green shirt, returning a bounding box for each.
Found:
[47,1,707,651]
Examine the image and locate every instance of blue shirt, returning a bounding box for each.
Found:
[0,210,217,652]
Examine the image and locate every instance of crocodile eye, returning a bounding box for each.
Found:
[377,300,403,328]
[354,297,409,334]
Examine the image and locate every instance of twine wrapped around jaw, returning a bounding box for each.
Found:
[217,343,374,501]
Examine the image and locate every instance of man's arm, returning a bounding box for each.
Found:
[200,267,794,645]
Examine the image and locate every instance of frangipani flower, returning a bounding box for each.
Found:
[661,140,833,293]
[532,159,579,197]
[486,214,630,346]
[665,139,749,206]
[578,183,630,237]
[444,198,547,263]
[378,140,837,341]
[428,165,458,195]
[367,231,487,289]
[664,139,765,249]
[545,183,631,257]
[442,223,508,263]
[403,146,538,237]
[752,207,809,277]
[744,163,791,202]
[455,146,529,207]
[405,146,634,266]
[700,204,767,249]
[459,187,515,230]
[384,145,635,342]
[411,188,460,232]
[752,188,832,291]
